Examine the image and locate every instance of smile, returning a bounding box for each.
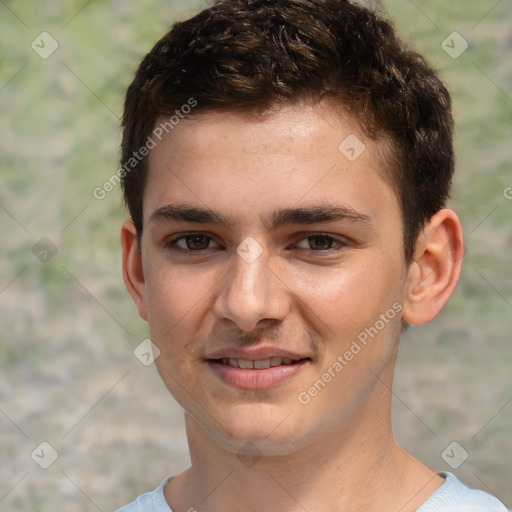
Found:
[207,357,310,389]
[212,357,300,369]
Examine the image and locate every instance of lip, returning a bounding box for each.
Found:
[206,357,309,392]
[205,345,311,390]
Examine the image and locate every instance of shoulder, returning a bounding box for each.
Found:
[417,472,509,512]
[115,478,173,512]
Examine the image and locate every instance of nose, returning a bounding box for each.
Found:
[214,244,290,332]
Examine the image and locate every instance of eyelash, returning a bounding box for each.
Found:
[164,232,348,254]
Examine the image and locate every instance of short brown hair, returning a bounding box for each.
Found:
[121,0,454,263]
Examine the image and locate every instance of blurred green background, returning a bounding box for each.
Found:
[1,1,510,510]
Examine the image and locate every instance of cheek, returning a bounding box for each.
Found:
[143,258,213,341]
[286,258,398,337]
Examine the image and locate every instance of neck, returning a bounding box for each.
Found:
[165,369,443,512]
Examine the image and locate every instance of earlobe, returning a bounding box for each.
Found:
[121,220,148,322]
[402,209,464,325]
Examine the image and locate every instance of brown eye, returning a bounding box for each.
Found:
[295,233,347,253]
[166,233,219,252]
[307,235,335,250]
[184,234,211,250]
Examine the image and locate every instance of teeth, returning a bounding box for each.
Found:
[219,357,298,369]
[253,359,270,369]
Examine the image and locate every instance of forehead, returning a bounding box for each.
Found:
[143,104,398,227]
[150,104,367,164]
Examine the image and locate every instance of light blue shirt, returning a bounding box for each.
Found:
[115,472,509,511]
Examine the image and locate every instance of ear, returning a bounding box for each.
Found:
[402,209,464,325]
[121,220,148,322]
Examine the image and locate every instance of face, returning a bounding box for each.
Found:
[130,104,409,455]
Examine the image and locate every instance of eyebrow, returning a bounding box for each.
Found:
[149,204,230,226]
[267,205,372,228]
[148,203,373,229]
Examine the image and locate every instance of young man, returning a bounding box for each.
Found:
[117,0,508,510]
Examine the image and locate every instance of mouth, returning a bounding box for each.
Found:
[206,356,311,390]
[209,356,308,369]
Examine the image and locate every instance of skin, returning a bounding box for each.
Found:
[121,103,464,512]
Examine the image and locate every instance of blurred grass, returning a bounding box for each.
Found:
[1,0,510,510]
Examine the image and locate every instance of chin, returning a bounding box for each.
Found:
[209,406,310,456]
